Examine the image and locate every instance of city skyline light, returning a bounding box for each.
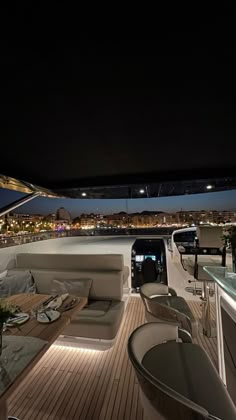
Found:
[0,188,236,218]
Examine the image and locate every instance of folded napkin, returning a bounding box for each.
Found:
[46,293,69,310]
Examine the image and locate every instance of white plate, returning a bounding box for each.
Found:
[37,310,61,324]
[46,293,69,310]
[6,313,30,327]
[46,297,63,310]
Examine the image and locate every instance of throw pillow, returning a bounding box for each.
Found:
[0,270,8,279]
[0,270,36,297]
[51,278,92,297]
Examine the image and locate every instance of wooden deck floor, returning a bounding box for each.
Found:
[8,297,218,419]
[188,300,218,369]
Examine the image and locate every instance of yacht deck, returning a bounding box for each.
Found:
[188,300,217,368]
[8,296,217,420]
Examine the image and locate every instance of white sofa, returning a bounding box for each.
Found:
[8,253,129,341]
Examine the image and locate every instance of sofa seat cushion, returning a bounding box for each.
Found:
[80,300,112,316]
[142,341,236,420]
[63,300,125,340]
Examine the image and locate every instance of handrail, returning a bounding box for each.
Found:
[0,192,41,217]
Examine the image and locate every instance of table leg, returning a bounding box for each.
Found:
[201,282,217,337]
[0,399,7,420]
[0,400,19,420]
[202,294,211,337]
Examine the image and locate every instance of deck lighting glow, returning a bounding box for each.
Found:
[81,192,87,197]
[206,185,213,190]
[53,343,102,352]
[139,189,145,194]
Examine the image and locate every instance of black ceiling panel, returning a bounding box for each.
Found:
[1,13,236,196]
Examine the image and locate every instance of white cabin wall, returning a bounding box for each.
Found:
[0,238,62,271]
[164,239,202,301]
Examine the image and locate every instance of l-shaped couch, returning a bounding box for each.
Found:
[8,253,129,345]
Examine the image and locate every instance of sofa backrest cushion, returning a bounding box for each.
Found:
[14,253,124,300]
[29,269,123,300]
[16,253,125,271]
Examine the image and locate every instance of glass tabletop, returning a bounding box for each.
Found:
[203,266,236,300]
[0,336,47,397]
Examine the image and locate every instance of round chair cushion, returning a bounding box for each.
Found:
[142,341,236,420]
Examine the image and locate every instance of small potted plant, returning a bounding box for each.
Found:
[231,227,236,272]
[222,225,236,272]
[0,299,17,356]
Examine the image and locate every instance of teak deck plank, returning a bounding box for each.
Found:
[188,300,218,369]
[8,297,217,419]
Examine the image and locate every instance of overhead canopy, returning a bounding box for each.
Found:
[2,17,236,198]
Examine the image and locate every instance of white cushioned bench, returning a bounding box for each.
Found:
[8,253,129,341]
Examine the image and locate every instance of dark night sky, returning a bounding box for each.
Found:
[0,188,236,217]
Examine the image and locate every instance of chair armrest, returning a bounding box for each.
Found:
[178,328,192,343]
[147,299,193,336]
[175,309,193,336]
[168,287,177,296]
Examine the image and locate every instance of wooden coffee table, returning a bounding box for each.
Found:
[0,293,87,420]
